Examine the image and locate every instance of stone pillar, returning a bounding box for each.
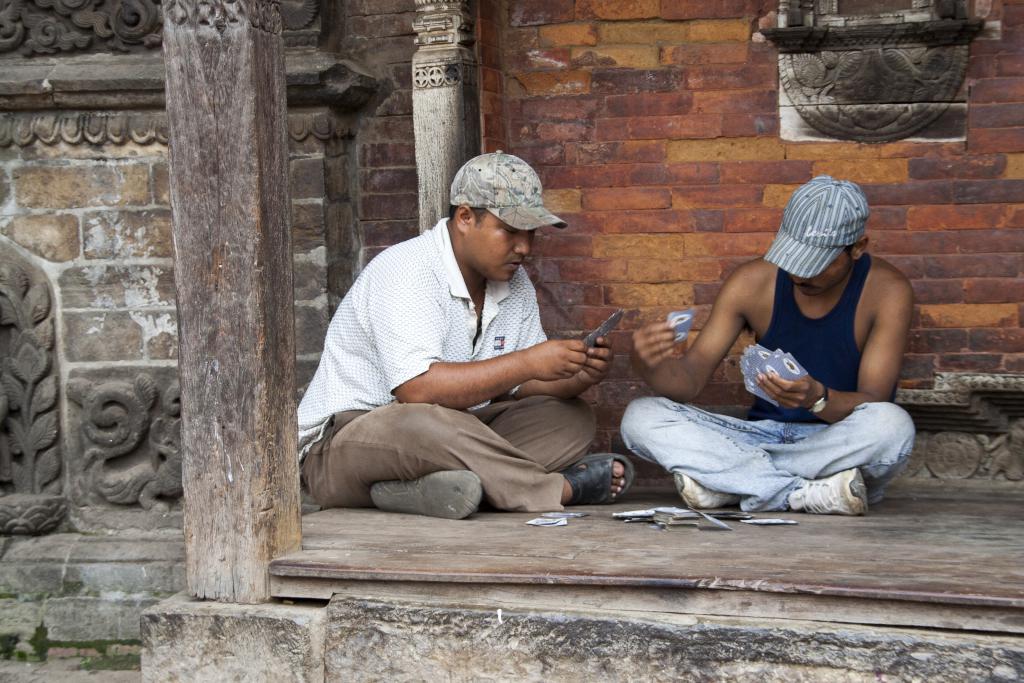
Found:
[161,0,302,603]
[412,0,481,233]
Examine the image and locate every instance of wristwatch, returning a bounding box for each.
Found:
[809,385,829,414]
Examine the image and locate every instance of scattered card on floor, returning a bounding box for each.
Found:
[541,511,588,519]
[740,518,799,525]
[527,517,567,527]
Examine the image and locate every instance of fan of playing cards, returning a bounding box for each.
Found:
[740,344,809,407]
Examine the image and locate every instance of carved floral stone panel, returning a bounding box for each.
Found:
[0,0,319,56]
[0,248,64,534]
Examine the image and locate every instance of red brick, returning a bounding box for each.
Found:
[969,128,1024,154]
[953,179,1024,203]
[575,141,666,164]
[865,206,907,230]
[360,168,417,193]
[363,221,419,247]
[908,329,968,354]
[998,54,1024,77]
[720,160,812,184]
[626,259,723,282]
[899,354,937,380]
[660,43,749,65]
[576,0,659,20]
[591,69,683,94]
[516,71,591,96]
[872,232,956,255]
[522,96,602,122]
[691,89,777,114]
[596,115,722,141]
[937,353,1005,372]
[555,259,629,282]
[505,48,572,72]
[536,282,604,307]
[686,65,777,90]
[908,155,1007,180]
[884,256,926,279]
[582,187,672,211]
[910,279,964,304]
[672,184,763,209]
[720,114,779,137]
[665,163,721,185]
[572,209,696,233]
[920,303,1019,328]
[906,204,1012,230]
[660,0,752,20]
[533,234,592,258]
[970,104,1024,129]
[360,143,415,167]
[924,254,1021,279]
[964,278,1024,304]
[694,282,723,304]
[861,181,954,205]
[969,328,1024,353]
[970,78,1024,103]
[685,232,774,256]
[603,92,693,117]
[515,144,566,167]
[510,0,574,25]
[360,193,417,221]
[723,208,783,233]
[693,209,725,232]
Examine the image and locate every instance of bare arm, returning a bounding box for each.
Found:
[632,271,752,403]
[393,339,590,409]
[758,269,914,422]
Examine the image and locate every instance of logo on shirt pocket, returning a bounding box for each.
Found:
[493,336,506,351]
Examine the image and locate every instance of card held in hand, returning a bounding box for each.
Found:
[667,309,694,343]
[583,308,623,348]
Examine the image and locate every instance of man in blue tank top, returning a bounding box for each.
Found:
[621,176,916,515]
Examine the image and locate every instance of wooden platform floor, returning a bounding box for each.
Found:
[270,485,1024,634]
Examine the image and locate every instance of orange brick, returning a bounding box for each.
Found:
[583,187,672,211]
[605,282,694,306]
[687,19,751,42]
[543,189,583,213]
[599,21,690,43]
[812,159,908,184]
[762,184,802,208]
[684,233,773,256]
[672,185,763,209]
[660,43,748,65]
[906,205,1009,231]
[667,137,785,162]
[577,0,659,20]
[539,23,598,46]
[515,71,591,96]
[919,304,1018,329]
[1007,153,1024,179]
[723,208,783,232]
[626,259,723,282]
[593,234,687,258]
[571,45,660,68]
[784,142,881,161]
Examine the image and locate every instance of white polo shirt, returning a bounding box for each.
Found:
[296,218,547,444]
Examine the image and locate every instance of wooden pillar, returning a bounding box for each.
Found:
[162,0,302,603]
[412,0,481,232]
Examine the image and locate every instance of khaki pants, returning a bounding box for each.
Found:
[301,396,596,512]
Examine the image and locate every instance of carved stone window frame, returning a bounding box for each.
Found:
[764,0,983,142]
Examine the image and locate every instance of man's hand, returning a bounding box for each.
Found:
[575,338,612,387]
[632,321,677,370]
[524,339,589,381]
[758,372,825,410]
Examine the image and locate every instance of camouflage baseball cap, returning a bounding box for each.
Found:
[450,151,567,230]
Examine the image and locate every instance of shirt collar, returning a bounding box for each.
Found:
[431,218,511,303]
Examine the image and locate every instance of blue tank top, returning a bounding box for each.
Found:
[747,254,871,423]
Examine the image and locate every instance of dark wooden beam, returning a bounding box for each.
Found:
[162,0,301,603]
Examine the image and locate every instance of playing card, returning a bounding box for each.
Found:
[541,511,588,519]
[526,517,567,527]
[740,344,780,406]
[666,309,694,343]
[583,308,624,348]
[740,518,799,525]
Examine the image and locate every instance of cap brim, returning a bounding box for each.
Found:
[764,231,844,278]
[489,206,567,231]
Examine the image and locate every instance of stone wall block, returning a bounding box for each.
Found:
[294,304,328,356]
[1,213,81,262]
[82,209,174,259]
[294,259,328,302]
[45,596,159,642]
[14,164,150,209]
[58,264,175,310]
[290,157,327,200]
[0,171,10,205]
[325,597,1024,681]
[152,163,169,205]
[293,202,327,252]
[62,312,144,362]
[142,594,326,683]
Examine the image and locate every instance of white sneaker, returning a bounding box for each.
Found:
[674,471,741,509]
[788,468,867,516]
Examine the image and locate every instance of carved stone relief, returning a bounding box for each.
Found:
[68,373,182,511]
[0,0,318,56]
[0,110,346,147]
[0,251,64,535]
[904,422,1023,481]
[763,2,982,142]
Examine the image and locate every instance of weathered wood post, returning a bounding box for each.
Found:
[412,0,481,232]
[161,0,301,602]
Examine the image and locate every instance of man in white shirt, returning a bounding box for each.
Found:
[297,152,634,519]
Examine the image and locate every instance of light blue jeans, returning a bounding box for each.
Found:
[620,398,916,512]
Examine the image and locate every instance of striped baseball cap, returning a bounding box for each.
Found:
[450,151,567,231]
[764,176,870,278]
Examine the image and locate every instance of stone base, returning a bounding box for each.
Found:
[139,590,1024,682]
[141,594,325,683]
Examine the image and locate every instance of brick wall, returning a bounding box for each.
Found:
[495,0,1024,453]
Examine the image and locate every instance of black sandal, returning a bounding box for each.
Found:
[559,453,636,505]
